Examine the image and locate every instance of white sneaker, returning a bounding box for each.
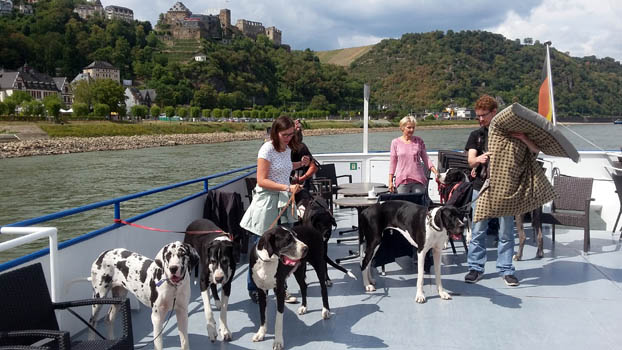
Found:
[284,291,297,304]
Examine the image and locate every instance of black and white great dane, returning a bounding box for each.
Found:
[296,190,356,285]
[184,218,237,342]
[90,241,199,350]
[249,226,308,350]
[359,201,465,303]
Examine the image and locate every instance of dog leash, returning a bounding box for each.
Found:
[267,184,300,230]
[113,219,232,239]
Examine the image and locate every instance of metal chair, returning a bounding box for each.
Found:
[0,263,134,350]
[244,177,257,203]
[539,174,594,252]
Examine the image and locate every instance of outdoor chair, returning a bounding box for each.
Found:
[437,150,469,172]
[539,174,594,252]
[314,163,352,208]
[310,178,333,213]
[0,263,134,350]
[244,177,257,203]
[609,170,622,237]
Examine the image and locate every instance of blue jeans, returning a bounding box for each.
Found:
[467,189,516,276]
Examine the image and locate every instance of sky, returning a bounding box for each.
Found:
[120,0,622,62]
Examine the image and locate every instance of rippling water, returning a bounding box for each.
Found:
[1,123,619,261]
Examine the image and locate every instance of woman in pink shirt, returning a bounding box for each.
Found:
[388,115,439,194]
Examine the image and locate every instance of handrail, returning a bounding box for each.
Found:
[0,227,59,301]
[0,164,257,272]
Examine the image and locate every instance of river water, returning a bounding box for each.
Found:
[1,123,619,261]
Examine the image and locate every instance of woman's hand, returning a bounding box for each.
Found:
[301,155,310,167]
[476,152,490,164]
[388,184,395,193]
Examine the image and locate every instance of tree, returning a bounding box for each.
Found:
[73,102,89,118]
[91,79,126,113]
[130,105,148,118]
[0,102,7,115]
[164,106,175,117]
[177,106,188,118]
[42,95,63,122]
[212,108,222,118]
[191,85,218,109]
[309,94,329,111]
[190,106,201,119]
[72,80,93,107]
[150,105,160,118]
[7,90,33,105]
[201,109,211,118]
[93,103,110,118]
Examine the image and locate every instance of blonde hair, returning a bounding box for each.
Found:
[399,115,417,130]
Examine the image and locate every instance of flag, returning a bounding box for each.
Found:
[538,51,553,122]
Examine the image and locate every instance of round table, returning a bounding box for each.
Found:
[337,183,389,197]
[338,182,386,189]
[333,196,380,263]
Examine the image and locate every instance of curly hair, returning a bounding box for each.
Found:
[399,115,417,130]
[474,94,498,112]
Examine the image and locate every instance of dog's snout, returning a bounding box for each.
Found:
[169,265,179,275]
[215,275,224,283]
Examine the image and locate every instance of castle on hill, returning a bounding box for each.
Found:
[159,2,282,46]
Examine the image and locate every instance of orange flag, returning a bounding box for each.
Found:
[538,53,553,122]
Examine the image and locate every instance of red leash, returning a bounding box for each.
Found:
[113,218,230,237]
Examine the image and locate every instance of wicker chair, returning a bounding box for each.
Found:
[314,163,352,209]
[610,171,622,237]
[540,174,594,252]
[0,263,134,350]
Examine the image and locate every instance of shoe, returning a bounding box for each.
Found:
[503,275,520,286]
[464,270,483,284]
[284,291,297,304]
[249,290,259,304]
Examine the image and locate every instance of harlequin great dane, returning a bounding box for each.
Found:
[359,201,465,303]
[183,218,237,342]
[249,226,308,350]
[90,241,199,350]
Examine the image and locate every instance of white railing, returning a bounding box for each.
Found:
[0,227,59,301]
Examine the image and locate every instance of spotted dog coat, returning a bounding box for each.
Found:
[249,226,308,350]
[183,218,237,342]
[89,241,199,350]
[359,201,465,303]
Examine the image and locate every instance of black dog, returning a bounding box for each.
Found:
[184,218,236,342]
[296,190,356,285]
[359,201,464,303]
[249,226,308,350]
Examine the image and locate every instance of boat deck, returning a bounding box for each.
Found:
[103,205,622,350]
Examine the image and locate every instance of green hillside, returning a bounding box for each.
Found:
[349,30,622,116]
[161,39,202,65]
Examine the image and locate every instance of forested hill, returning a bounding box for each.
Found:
[349,30,622,117]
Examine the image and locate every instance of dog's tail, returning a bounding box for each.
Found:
[325,255,357,280]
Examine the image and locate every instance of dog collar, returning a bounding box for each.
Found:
[427,207,442,231]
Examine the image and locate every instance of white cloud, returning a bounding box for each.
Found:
[490,0,622,60]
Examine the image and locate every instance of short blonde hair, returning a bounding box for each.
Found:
[399,115,417,130]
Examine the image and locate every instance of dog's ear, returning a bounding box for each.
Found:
[434,208,445,230]
[154,244,168,269]
[257,229,275,257]
[184,243,200,271]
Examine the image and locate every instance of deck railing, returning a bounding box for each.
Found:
[0,165,257,272]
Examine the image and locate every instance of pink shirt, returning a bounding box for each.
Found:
[389,136,435,187]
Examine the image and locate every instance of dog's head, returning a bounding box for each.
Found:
[203,238,235,285]
[302,196,336,241]
[257,226,308,266]
[155,241,199,285]
[438,168,468,186]
[431,205,466,236]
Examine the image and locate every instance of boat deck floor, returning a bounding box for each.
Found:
[105,206,622,350]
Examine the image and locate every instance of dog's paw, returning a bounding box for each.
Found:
[321,307,330,320]
[365,284,376,292]
[415,292,426,303]
[273,340,284,350]
[214,299,222,309]
[513,253,521,261]
[297,305,307,315]
[536,249,544,259]
[347,270,357,280]
[207,322,218,342]
[439,290,452,300]
[252,329,266,342]
[220,326,232,341]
